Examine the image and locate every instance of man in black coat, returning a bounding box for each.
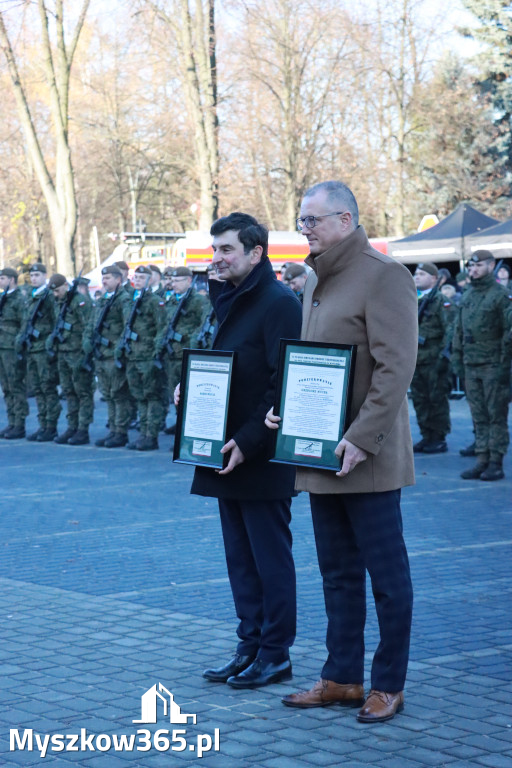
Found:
[187,212,302,688]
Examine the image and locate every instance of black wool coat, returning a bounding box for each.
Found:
[191,258,302,500]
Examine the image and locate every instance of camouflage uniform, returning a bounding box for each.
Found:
[17,287,61,433]
[0,287,29,431]
[411,291,451,447]
[161,289,210,392]
[84,288,132,438]
[452,273,512,463]
[119,290,167,440]
[52,291,94,431]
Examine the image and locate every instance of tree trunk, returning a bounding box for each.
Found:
[0,1,90,275]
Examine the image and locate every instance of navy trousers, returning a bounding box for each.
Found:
[309,490,413,691]
[218,498,296,663]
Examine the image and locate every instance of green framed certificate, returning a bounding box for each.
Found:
[271,340,357,470]
[173,349,235,469]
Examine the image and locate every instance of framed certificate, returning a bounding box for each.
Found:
[173,349,235,469]
[271,340,356,470]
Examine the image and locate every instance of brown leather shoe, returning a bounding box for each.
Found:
[282,679,364,709]
[357,690,404,722]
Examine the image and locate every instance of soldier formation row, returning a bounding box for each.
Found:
[0,261,212,451]
[1,250,511,470]
[410,250,512,481]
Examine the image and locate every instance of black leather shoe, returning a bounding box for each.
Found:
[203,653,256,683]
[227,658,292,689]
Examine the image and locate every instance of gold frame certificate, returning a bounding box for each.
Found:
[173,349,235,469]
[271,340,356,470]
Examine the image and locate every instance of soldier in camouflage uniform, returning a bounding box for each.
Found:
[115,261,135,297]
[83,265,132,448]
[452,250,512,481]
[159,267,210,434]
[116,265,167,451]
[0,268,29,438]
[411,263,451,454]
[48,274,94,445]
[16,263,61,442]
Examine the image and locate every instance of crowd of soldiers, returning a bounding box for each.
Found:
[1,249,511,476]
[0,261,212,451]
[410,249,512,482]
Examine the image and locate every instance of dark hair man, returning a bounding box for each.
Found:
[452,250,511,481]
[266,180,417,722]
[180,212,302,689]
[0,267,28,438]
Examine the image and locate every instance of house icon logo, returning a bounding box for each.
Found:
[133,683,197,725]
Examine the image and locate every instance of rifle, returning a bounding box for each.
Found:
[17,286,51,360]
[47,270,83,359]
[493,259,504,277]
[115,275,150,369]
[154,280,195,369]
[81,287,120,372]
[417,276,442,346]
[196,307,216,349]
[0,289,8,318]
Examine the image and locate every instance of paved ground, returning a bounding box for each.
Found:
[0,394,510,767]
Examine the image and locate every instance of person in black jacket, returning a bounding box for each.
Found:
[184,212,302,689]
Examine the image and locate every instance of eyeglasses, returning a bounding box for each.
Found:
[296,211,347,231]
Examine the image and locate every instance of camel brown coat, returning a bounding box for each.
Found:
[296,225,418,494]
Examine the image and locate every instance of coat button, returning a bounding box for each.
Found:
[375,433,384,443]
[312,299,320,307]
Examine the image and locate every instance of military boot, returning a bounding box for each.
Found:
[95,431,115,447]
[68,429,90,446]
[104,433,128,448]
[413,438,428,453]
[27,427,45,441]
[136,435,159,451]
[460,456,489,480]
[4,425,26,439]
[0,425,14,438]
[38,427,58,442]
[480,456,505,482]
[459,442,476,457]
[54,427,77,444]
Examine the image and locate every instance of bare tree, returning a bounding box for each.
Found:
[142,0,219,230]
[0,0,90,274]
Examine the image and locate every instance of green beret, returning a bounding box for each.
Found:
[171,267,193,277]
[29,262,47,274]
[114,261,130,271]
[416,262,439,278]
[102,265,123,277]
[134,266,152,276]
[0,267,18,279]
[48,273,67,289]
[468,250,495,264]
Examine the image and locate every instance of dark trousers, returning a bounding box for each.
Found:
[310,490,413,691]
[218,498,296,663]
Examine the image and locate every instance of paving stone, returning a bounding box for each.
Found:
[0,397,511,766]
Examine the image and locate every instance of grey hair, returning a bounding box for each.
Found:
[303,181,359,229]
